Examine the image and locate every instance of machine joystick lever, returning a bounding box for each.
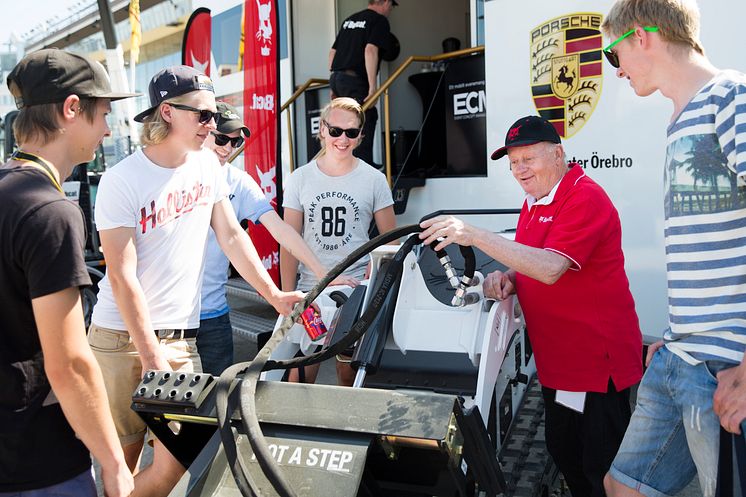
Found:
[509,372,529,386]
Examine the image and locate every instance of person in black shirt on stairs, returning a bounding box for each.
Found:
[329,0,397,167]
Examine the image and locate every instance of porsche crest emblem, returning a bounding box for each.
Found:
[530,13,603,138]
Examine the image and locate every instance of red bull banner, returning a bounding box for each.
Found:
[243,0,280,284]
[181,7,212,76]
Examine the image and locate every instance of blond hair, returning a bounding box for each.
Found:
[9,87,98,146]
[139,93,194,146]
[316,97,366,156]
[602,0,704,55]
[319,97,365,129]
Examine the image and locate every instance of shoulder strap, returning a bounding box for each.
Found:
[12,151,64,193]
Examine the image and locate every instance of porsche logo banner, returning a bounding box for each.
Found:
[530,13,603,138]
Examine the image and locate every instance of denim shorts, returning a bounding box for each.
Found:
[609,346,734,497]
[0,468,96,497]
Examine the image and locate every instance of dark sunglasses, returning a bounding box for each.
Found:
[212,132,244,148]
[323,120,362,139]
[167,103,217,124]
[602,26,659,69]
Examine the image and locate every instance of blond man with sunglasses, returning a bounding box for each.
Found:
[88,66,303,497]
[198,101,357,376]
[281,97,396,385]
[601,2,746,497]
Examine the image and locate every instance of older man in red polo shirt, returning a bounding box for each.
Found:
[420,115,642,497]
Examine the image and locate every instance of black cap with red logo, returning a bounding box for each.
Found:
[490,115,561,160]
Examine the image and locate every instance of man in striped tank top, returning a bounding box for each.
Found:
[601,2,746,497]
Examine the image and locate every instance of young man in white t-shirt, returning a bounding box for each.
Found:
[198,102,356,375]
[88,66,303,497]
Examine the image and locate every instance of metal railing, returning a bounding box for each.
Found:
[226,78,329,167]
[280,78,330,173]
[230,46,486,186]
[365,45,485,186]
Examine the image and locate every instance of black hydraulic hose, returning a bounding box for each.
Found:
[213,224,423,497]
[215,362,258,497]
[460,244,476,280]
[429,240,447,260]
[213,214,471,497]
[263,224,424,371]
[235,232,424,497]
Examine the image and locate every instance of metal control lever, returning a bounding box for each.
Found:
[451,275,475,306]
[352,367,367,388]
[509,372,529,387]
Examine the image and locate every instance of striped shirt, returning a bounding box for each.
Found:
[663,70,746,365]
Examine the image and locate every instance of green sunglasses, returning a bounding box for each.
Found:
[602,26,659,68]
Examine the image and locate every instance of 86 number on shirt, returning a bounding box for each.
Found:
[321,206,346,236]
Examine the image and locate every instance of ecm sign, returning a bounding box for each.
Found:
[444,52,487,176]
[453,89,486,117]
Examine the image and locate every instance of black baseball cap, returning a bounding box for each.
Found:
[216,102,250,137]
[6,48,138,109]
[490,115,561,160]
[134,65,215,122]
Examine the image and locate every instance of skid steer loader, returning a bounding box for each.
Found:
[131,215,560,497]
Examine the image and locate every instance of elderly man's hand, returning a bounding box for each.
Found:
[483,271,515,300]
[419,215,476,251]
[714,363,746,434]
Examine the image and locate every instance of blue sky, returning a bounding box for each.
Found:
[0,0,82,46]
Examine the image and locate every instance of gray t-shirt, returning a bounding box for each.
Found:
[283,159,394,291]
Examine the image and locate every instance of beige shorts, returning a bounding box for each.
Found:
[88,323,202,446]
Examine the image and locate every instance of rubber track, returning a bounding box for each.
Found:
[497,378,560,497]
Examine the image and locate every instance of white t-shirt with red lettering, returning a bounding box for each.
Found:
[92,148,228,330]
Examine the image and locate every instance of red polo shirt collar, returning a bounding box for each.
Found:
[514,162,642,392]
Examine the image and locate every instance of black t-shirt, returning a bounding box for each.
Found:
[0,165,92,491]
[331,8,391,79]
